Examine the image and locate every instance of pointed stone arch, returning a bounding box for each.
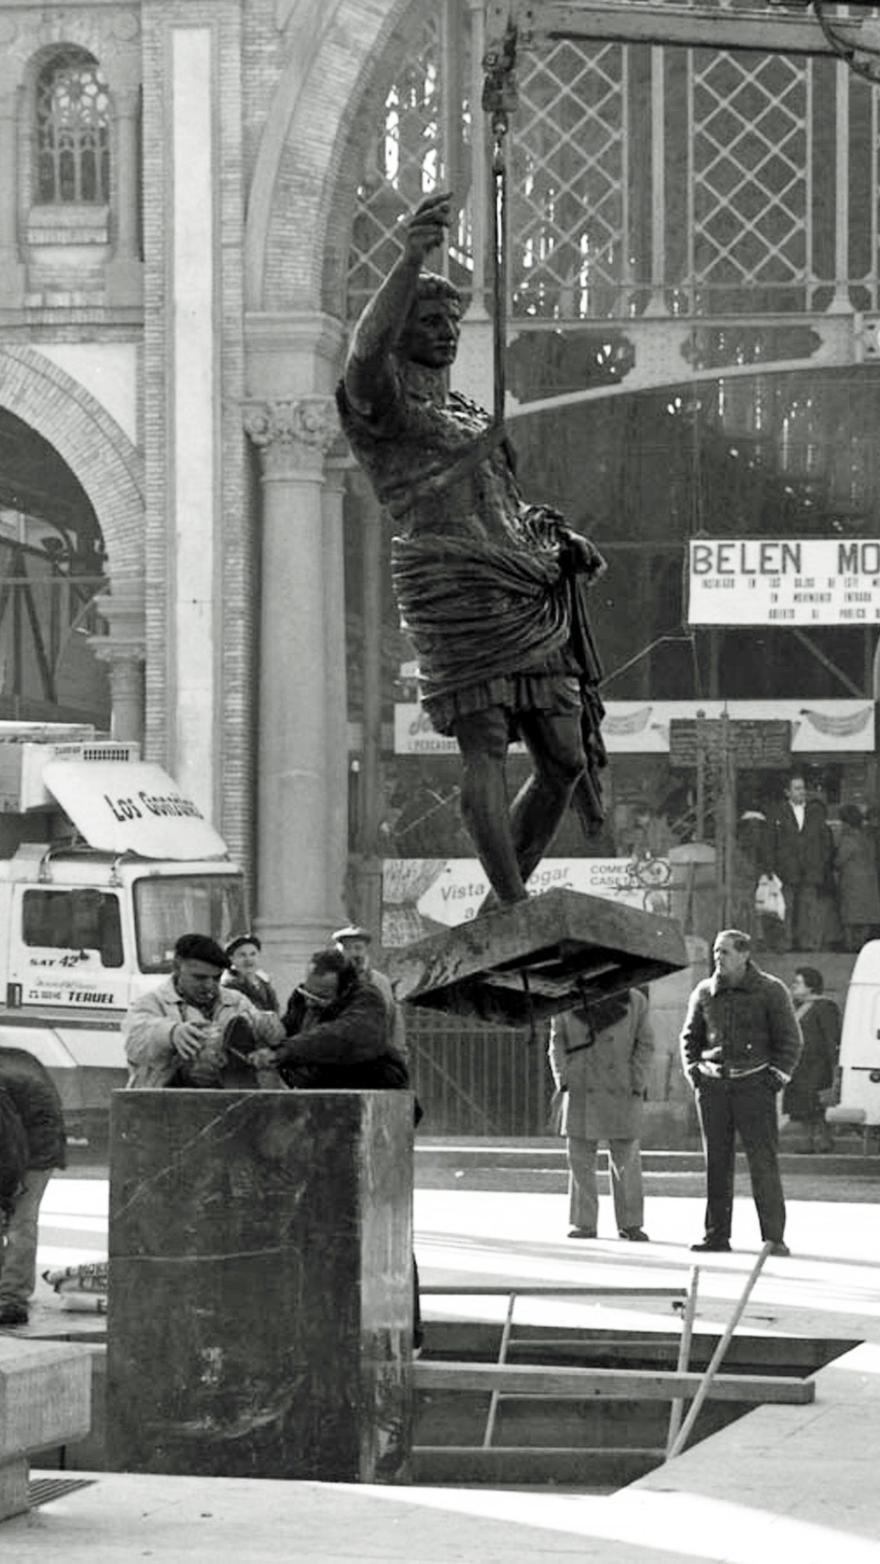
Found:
[0,344,144,588]
[245,0,414,317]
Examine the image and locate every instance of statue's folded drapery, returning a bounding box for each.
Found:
[390,531,571,707]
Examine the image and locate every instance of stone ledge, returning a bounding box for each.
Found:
[0,1337,92,1468]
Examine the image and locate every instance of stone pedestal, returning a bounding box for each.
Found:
[106,1090,413,1482]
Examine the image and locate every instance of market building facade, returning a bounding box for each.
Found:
[2,0,880,1129]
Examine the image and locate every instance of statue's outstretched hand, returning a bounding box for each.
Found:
[404,191,453,267]
[563,531,608,582]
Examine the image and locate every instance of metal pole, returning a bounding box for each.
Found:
[665,1266,699,1457]
[667,1240,772,1460]
[356,476,384,935]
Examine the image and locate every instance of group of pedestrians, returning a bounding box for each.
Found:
[746,775,880,954]
[550,929,837,1257]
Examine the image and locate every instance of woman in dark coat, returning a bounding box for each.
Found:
[783,967,840,1152]
[835,805,880,952]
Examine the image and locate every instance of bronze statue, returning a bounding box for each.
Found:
[338,191,608,907]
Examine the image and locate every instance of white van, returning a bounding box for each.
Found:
[836,941,880,1126]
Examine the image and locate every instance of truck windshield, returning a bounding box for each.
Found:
[134,875,247,973]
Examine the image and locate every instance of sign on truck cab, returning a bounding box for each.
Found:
[0,732,246,1134]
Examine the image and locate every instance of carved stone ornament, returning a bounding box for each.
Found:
[244,397,340,476]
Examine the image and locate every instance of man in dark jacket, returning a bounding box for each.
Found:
[252,946,422,1350]
[0,1047,67,1325]
[768,774,834,951]
[255,946,409,1093]
[680,930,802,1256]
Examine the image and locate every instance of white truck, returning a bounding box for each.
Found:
[834,941,880,1134]
[0,722,247,1145]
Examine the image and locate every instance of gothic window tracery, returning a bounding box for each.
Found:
[35,46,110,205]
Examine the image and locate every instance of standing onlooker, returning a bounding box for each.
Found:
[767,775,834,951]
[784,967,840,1153]
[331,924,408,1061]
[834,805,880,952]
[548,989,655,1242]
[224,933,280,1014]
[680,929,802,1255]
[0,1047,67,1326]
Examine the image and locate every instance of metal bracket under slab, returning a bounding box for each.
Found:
[387,887,689,1026]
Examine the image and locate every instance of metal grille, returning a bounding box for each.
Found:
[408,1012,552,1137]
[36,46,110,205]
[344,4,880,325]
[690,49,809,311]
[29,1477,96,1509]
[346,9,475,320]
[511,41,627,319]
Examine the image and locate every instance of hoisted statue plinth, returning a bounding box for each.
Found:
[338,193,687,1021]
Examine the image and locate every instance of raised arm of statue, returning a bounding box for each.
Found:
[344,190,453,417]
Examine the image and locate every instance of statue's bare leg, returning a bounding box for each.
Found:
[506,709,586,886]
[452,708,529,904]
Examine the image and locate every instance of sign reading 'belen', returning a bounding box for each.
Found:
[688,539,880,625]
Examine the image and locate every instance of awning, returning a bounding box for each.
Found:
[41,761,230,860]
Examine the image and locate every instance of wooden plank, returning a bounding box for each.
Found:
[413,1360,815,1404]
[421,1284,685,1297]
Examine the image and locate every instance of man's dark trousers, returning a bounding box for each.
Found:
[695,1072,786,1244]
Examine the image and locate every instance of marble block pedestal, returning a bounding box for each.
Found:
[106,1090,413,1482]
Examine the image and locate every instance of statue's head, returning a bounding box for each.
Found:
[399,271,463,369]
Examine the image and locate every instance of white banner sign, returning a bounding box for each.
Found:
[394,699,875,755]
[381,856,673,946]
[688,538,880,625]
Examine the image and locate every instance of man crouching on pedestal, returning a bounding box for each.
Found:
[337,190,608,907]
[123,933,284,1089]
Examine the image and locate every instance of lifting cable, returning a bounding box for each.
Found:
[481,20,519,432]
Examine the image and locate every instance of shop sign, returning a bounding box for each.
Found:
[394,700,875,755]
[688,537,880,625]
[669,718,792,770]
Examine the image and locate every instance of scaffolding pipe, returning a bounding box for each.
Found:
[666,1240,773,1460]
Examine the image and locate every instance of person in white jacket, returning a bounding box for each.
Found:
[548,988,655,1241]
[122,932,283,1088]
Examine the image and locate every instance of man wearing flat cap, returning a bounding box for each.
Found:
[331,925,407,1062]
[123,932,283,1088]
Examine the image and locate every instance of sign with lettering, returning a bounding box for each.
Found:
[688,538,880,625]
[381,857,673,946]
[394,700,875,754]
[41,761,230,860]
[669,719,792,770]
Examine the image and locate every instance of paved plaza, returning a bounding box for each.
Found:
[2,1163,878,1561]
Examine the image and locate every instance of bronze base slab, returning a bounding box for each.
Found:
[387,888,690,1025]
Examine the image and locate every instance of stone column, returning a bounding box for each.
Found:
[107,1089,413,1482]
[245,397,346,990]
[322,450,352,928]
[88,583,146,745]
[0,83,24,306]
[105,59,144,304]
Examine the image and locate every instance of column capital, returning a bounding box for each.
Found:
[244,397,340,478]
[89,585,146,665]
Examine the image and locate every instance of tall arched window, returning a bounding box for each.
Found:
[35,46,110,204]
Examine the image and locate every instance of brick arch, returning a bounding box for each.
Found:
[247,0,414,316]
[0,345,144,593]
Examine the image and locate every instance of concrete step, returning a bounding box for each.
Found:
[415,1138,878,1179]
